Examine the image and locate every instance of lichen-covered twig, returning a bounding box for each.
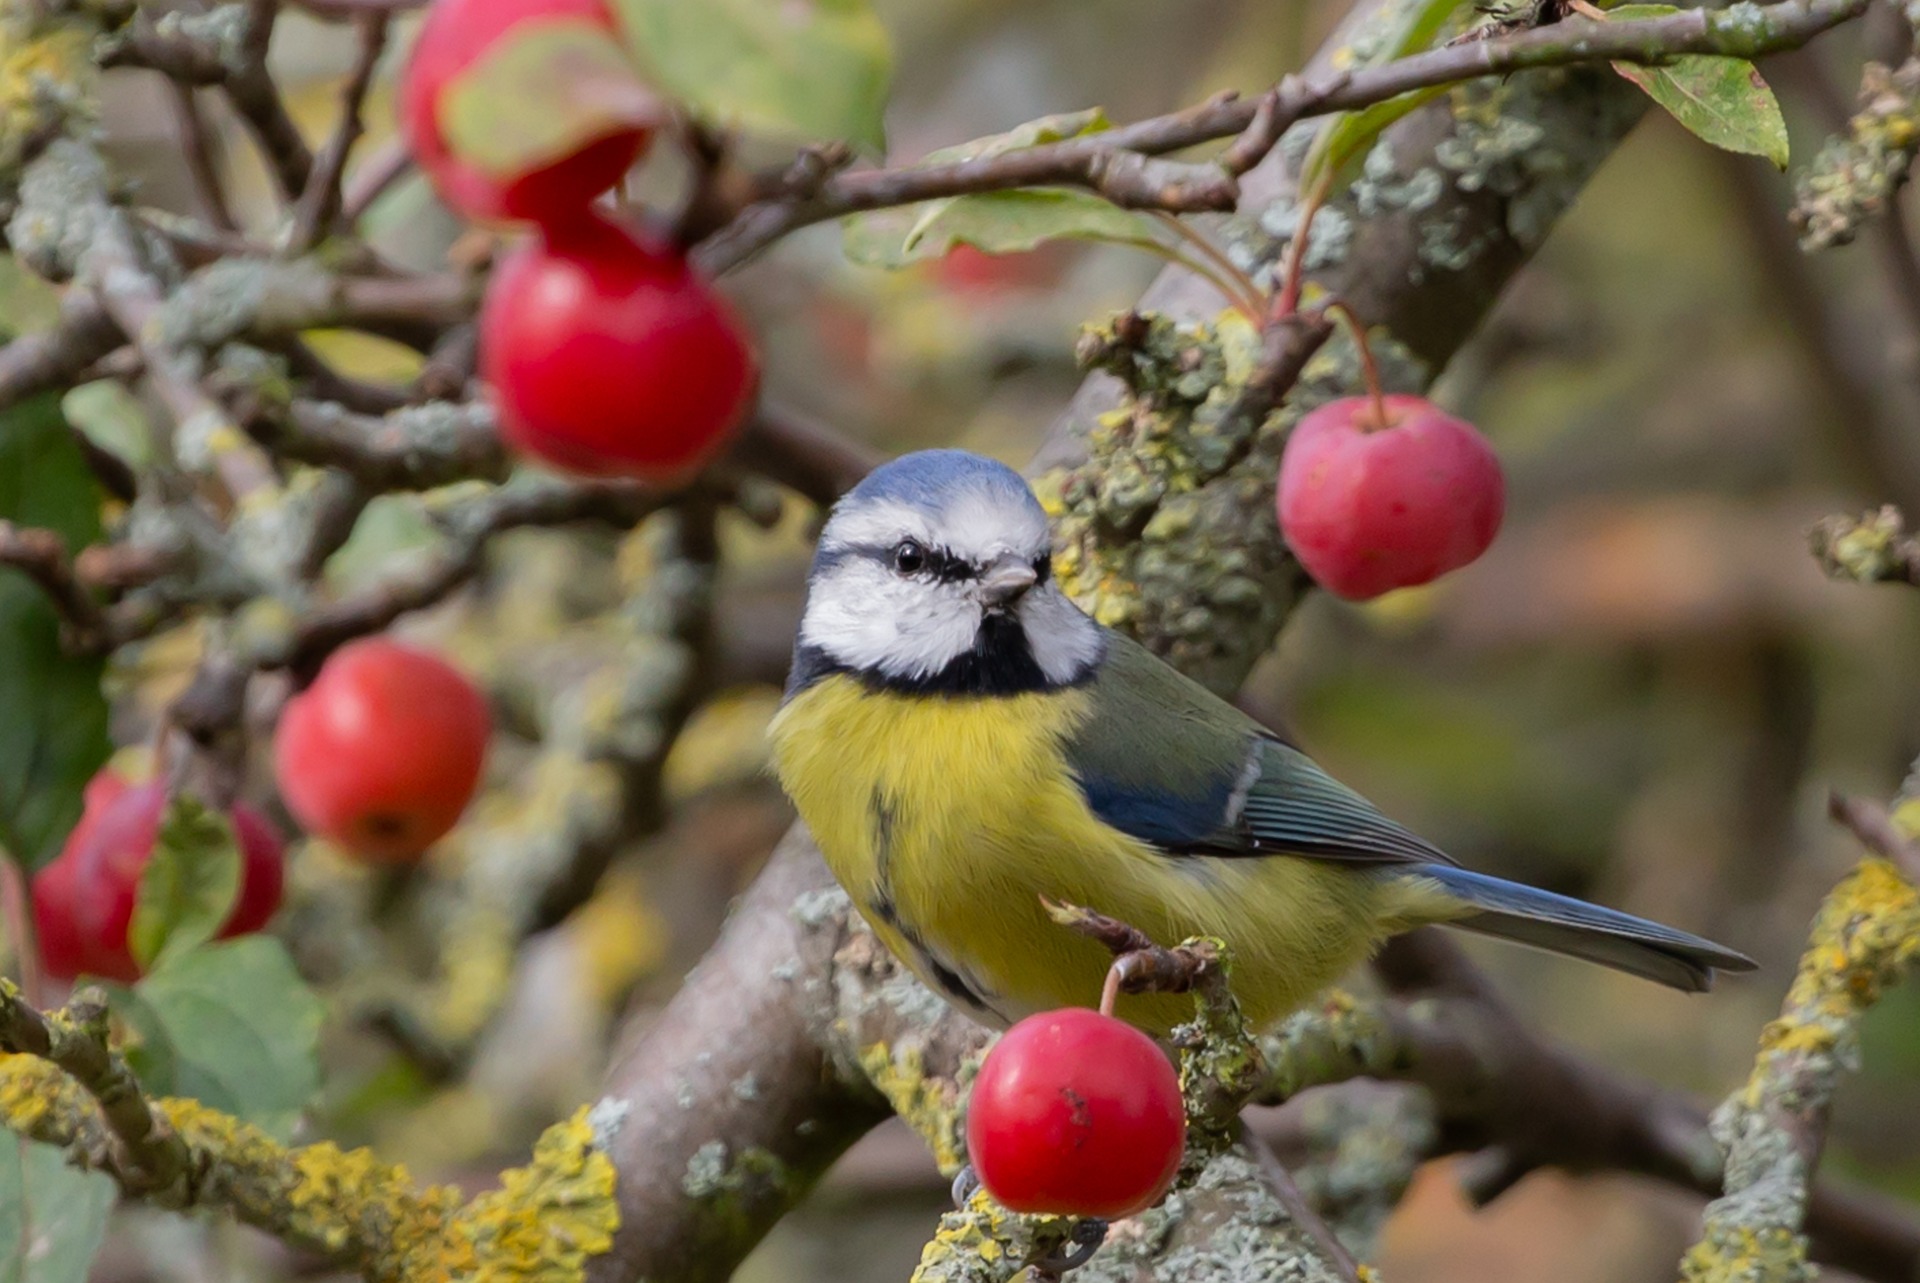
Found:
[1809,505,1920,586]
[1682,789,1920,1283]
[0,293,119,412]
[290,10,390,250]
[701,0,1870,272]
[0,982,192,1195]
[269,476,686,677]
[3,965,620,1281]
[1792,57,1920,249]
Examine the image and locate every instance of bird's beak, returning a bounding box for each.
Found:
[978,555,1038,608]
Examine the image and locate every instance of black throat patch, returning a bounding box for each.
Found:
[786,610,1063,698]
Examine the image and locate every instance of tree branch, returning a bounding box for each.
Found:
[1810,505,1920,586]
[0,521,109,650]
[699,0,1870,274]
[289,11,389,250]
[0,293,120,413]
[1683,791,1920,1283]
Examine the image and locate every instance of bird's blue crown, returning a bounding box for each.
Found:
[840,449,1040,517]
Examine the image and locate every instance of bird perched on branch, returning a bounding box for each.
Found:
[770,449,1754,1033]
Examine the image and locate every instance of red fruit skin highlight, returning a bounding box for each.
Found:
[965,1009,1186,1220]
[399,0,648,225]
[273,639,491,862]
[480,216,758,480]
[1277,394,1505,601]
[32,778,286,983]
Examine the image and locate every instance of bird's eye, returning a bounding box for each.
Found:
[892,540,927,575]
[1033,554,1052,584]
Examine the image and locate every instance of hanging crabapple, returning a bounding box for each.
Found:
[479,214,758,481]
[965,1008,1186,1220]
[273,638,492,861]
[1277,393,1505,601]
[400,0,649,225]
[32,774,286,983]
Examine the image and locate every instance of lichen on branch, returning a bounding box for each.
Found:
[1683,800,1920,1283]
[0,981,620,1283]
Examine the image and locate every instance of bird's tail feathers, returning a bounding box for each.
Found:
[1410,864,1756,993]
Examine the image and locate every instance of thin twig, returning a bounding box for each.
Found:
[1829,790,1920,884]
[698,0,1870,273]
[342,139,414,222]
[0,297,121,413]
[728,407,882,505]
[166,83,237,233]
[1242,1124,1366,1283]
[0,522,108,651]
[0,984,192,1195]
[291,12,390,251]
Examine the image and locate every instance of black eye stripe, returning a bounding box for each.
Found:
[825,540,1050,586]
[841,540,976,582]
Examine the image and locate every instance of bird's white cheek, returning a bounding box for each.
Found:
[800,567,980,679]
[1019,588,1105,684]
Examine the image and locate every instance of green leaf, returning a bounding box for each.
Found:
[128,797,241,972]
[60,381,151,471]
[1605,5,1788,169]
[0,1137,115,1283]
[842,110,1161,267]
[0,390,110,871]
[613,0,892,152]
[1300,0,1466,195]
[118,937,324,1139]
[439,17,658,182]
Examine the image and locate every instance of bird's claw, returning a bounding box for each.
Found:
[950,1163,981,1209]
[1030,1217,1109,1278]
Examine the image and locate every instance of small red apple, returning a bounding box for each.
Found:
[273,638,491,862]
[965,1008,1186,1220]
[479,214,758,481]
[1277,394,1505,601]
[399,0,649,225]
[32,774,286,982]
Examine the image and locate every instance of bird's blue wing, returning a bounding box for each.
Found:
[1063,633,1452,865]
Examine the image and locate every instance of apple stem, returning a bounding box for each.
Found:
[1325,299,1391,428]
[1272,171,1334,319]
[1131,236,1265,324]
[1148,213,1268,320]
[1099,963,1124,1018]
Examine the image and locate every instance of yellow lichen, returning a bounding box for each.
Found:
[1680,1223,1811,1283]
[441,1107,621,1283]
[1685,855,1920,1283]
[858,1042,967,1175]
[0,1052,95,1144]
[910,1190,1073,1283]
[1,26,93,173]
[0,1080,617,1283]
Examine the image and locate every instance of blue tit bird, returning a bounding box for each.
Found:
[769,449,1755,1033]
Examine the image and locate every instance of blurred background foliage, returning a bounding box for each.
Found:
[6,0,1920,1279]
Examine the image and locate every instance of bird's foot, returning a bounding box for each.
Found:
[1031,1218,1109,1278]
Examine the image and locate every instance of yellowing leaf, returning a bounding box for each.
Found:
[614,0,891,152]
[1606,5,1789,169]
[439,17,655,181]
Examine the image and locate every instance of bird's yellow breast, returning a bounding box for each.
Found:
[768,675,1412,1033]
